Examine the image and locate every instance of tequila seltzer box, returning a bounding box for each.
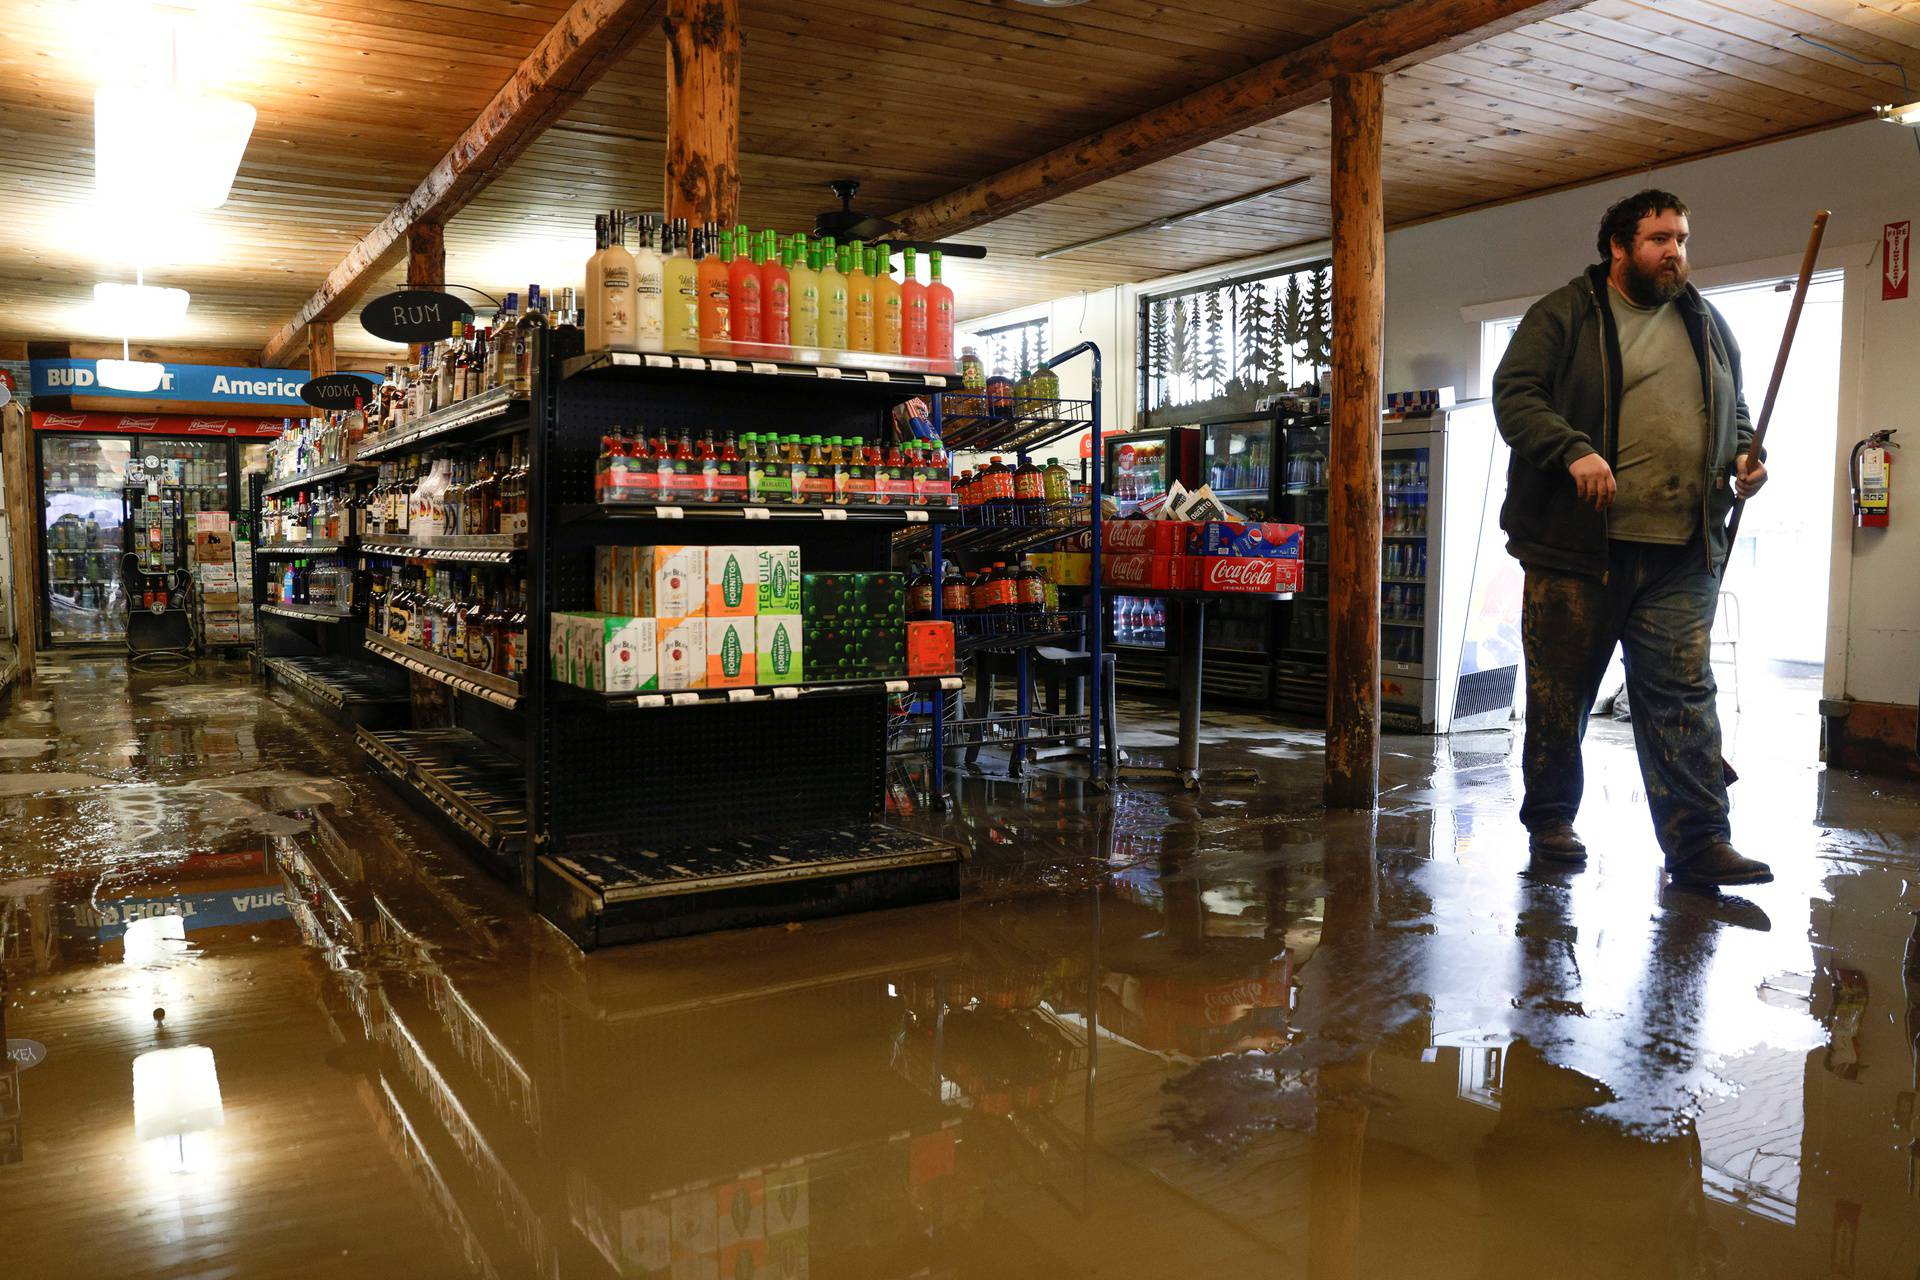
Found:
[756,614,802,684]
[705,546,757,617]
[636,546,705,618]
[1191,556,1304,595]
[657,614,707,689]
[757,545,801,615]
[706,616,757,687]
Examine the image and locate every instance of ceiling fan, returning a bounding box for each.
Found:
[813,179,987,260]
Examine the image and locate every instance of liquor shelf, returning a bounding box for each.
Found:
[558,673,962,711]
[559,500,957,527]
[562,347,960,391]
[262,460,373,498]
[356,727,529,861]
[262,654,408,726]
[257,539,355,557]
[363,631,522,709]
[354,385,530,461]
[359,533,524,564]
[260,602,357,624]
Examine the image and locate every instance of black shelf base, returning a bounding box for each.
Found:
[263,655,409,728]
[535,823,962,948]
[356,728,528,881]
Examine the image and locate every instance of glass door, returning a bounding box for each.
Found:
[1382,446,1431,668]
[41,434,130,643]
[1106,432,1171,513]
[1277,417,1329,658]
[1202,419,1274,518]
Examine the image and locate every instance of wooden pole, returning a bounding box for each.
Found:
[406,222,446,291]
[663,0,741,228]
[307,323,336,378]
[2,402,40,685]
[1325,71,1384,810]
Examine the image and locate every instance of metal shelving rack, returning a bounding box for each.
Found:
[916,343,1105,793]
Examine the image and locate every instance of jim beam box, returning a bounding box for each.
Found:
[705,616,757,687]
[756,614,802,685]
[635,545,704,617]
[577,614,658,692]
[549,612,576,682]
[705,546,757,617]
[757,545,801,615]
[595,547,616,612]
[657,614,707,689]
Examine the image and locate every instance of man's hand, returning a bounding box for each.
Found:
[1734,453,1768,499]
[1568,453,1615,510]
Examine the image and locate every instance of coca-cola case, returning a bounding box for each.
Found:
[1101,553,1183,591]
[1102,520,1191,555]
[1191,557,1303,595]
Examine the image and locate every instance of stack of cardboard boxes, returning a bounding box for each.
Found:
[192,515,253,647]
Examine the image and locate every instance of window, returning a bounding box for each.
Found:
[963,316,1049,381]
[1479,315,1522,399]
[1138,258,1332,427]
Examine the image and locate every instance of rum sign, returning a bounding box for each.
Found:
[359,290,475,343]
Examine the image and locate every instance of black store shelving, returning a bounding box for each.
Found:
[261,654,409,727]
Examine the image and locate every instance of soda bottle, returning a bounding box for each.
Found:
[1043,456,1070,503]
[906,561,934,619]
[926,438,952,507]
[1015,557,1045,626]
[941,563,970,618]
[1014,456,1046,509]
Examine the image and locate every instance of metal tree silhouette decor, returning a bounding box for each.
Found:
[963,316,1051,382]
[1140,258,1332,425]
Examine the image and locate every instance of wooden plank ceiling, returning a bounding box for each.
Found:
[0,0,1911,360]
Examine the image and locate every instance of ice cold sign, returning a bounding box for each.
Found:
[359,290,474,343]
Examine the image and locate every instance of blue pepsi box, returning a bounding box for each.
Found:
[1186,521,1306,559]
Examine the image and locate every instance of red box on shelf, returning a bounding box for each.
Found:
[1102,552,1183,591]
[1186,521,1306,559]
[907,621,955,675]
[1190,556,1303,595]
[1102,520,1191,555]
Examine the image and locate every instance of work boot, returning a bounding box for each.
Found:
[1528,822,1588,865]
[1669,841,1773,887]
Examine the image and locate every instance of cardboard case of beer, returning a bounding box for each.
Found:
[1186,521,1306,559]
[757,546,801,615]
[1191,557,1304,595]
[756,614,802,684]
[635,546,705,618]
[563,614,659,692]
[657,614,706,689]
[705,616,757,687]
[705,546,757,617]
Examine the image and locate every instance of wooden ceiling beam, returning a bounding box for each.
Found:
[260,0,667,368]
[889,0,1592,242]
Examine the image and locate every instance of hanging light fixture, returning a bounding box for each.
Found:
[92,281,191,333]
[94,84,255,210]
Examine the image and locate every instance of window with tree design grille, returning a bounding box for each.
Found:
[963,316,1050,382]
[1138,259,1331,427]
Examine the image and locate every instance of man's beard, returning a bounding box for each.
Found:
[1624,255,1688,306]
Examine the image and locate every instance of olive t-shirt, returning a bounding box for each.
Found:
[1608,284,1707,544]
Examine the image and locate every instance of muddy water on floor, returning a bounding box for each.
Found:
[2,660,1917,1277]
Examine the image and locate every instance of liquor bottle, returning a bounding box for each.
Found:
[633,215,665,353]
[760,230,791,347]
[697,428,718,502]
[489,293,519,391]
[819,241,848,350]
[714,430,746,502]
[552,286,584,359]
[729,224,763,346]
[845,241,875,352]
[584,213,610,345]
[510,284,547,395]
[671,428,700,500]
[873,246,903,356]
[786,235,819,350]
[928,251,955,360]
[465,450,491,536]
[465,572,488,670]
[592,210,636,351]
[413,342,436,418]
[662,218,701,354]
[508,579,529,681]
[696,228,731,353]
[484,584,508,675]
[901,247,928,358]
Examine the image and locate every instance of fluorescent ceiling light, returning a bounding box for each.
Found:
[95,84,256,210]
[97,359,167,392]
[94,281,190,333]
[133,1045,226,1144]
[1874,101,1920,126]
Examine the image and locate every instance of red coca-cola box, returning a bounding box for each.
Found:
[1186,521,1306,558]
[907,621,955,676]
[1102,520,1192,555]
[1190,556,1304,595]
[1102,552,1184,591]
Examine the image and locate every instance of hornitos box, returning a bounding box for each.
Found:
[757,545,801,614]
[706,616,757,687]
[756,614,802,685]
[656,614,707,690]
[706,546,757,617]
[636,546,704,618]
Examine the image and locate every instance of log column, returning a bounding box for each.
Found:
[407,221,446,290]
[1324,71,1384,810]
[663,0,740,227]
[308,322,335,377]
[2,402,39,683]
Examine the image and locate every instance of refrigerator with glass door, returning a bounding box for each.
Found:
[1102,426,1200,693]
[1198,410,1282,703]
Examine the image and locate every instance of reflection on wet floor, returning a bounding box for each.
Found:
[2,659,1919,1277]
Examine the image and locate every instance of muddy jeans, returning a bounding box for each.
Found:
[1520,533,1729,863]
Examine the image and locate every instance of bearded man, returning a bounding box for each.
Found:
[1491,189,1771,887]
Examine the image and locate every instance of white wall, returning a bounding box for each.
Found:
[968,121,1920,708]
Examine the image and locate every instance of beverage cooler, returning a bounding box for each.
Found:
[1272,400,1522,733]
[1103,426,1199,692]
[34,415,269,645]
[1197,410,1282,703]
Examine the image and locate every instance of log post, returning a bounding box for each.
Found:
[1324,71,1384,810]
[308,323,336,377]
[407,222,446,290]
[663,0,740,227]
[2,402,40,684]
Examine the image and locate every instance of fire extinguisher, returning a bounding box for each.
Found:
[1850,429,1899,528]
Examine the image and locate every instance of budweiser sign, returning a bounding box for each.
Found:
[1194,557,1303,595]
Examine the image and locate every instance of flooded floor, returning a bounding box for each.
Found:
[3,658,1918,1278]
